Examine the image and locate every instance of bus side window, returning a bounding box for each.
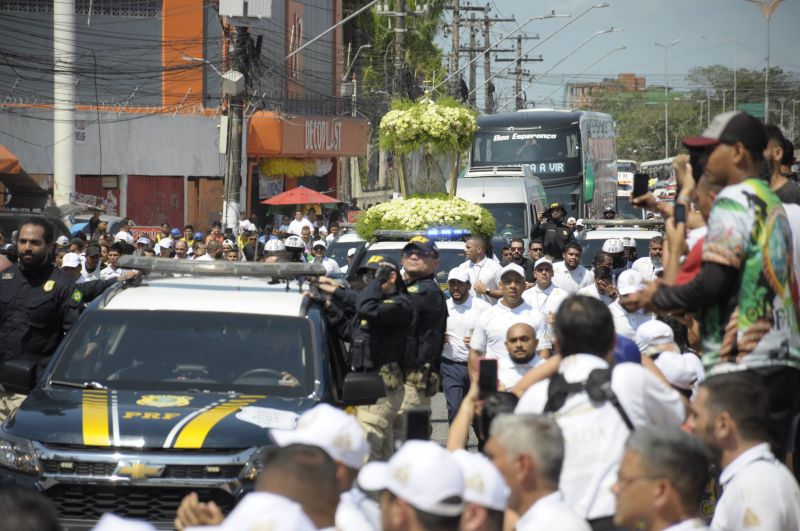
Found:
[566,133,579,158]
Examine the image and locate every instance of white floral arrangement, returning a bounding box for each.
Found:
[379,98,477,154]
[355,195,495,241]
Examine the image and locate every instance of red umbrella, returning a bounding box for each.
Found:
[260,186,339,205]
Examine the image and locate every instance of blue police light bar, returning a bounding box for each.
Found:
[117,256,327,278]
[373,227,472,241]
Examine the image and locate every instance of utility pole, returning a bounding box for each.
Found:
[468,15,477,106]
[377,0,427,97]
[481,6,516,114]
[53,0,76,206]
[444,2,486,100]
[223,26,250,231]
[495,34,542,110]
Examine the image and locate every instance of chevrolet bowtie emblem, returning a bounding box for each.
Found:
[114,461,165,480]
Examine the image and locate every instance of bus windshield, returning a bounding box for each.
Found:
[471,129,580,167]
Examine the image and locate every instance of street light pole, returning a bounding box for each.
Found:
[744,0,784,121]
[701,35,738,110]
[499,28,623,111]
[541,45,626,107]
[655,39,680,158]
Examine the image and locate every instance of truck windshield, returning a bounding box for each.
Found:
[483,203,527,239]
[50,311,316,397]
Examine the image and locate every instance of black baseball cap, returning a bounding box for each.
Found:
[357,254,400,273]
[403,235,439,257]
[683,111,767,153]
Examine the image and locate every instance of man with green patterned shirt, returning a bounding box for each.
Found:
[633,111,800,467]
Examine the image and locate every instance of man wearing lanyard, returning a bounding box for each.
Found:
[460,235,502,304]
[441,268,491,424]
[522,257,568,345]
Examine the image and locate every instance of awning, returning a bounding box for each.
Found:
[248,111,369,158]
[0,144,48,209]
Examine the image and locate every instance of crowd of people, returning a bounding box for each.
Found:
[0,110,799,531]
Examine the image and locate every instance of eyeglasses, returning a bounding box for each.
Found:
[530,247,544,253]
[403,249,435,259]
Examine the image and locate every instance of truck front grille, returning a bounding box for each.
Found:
[41,460,243,479]
[46,484,237,523]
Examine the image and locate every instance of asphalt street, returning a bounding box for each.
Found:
[430,392,478,449]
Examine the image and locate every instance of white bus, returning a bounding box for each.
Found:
[640,157,676,202]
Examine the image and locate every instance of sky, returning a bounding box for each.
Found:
[439,0,800,113]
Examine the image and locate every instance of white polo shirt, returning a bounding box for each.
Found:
[288,217,314,236]
[470,300,550,389]
[608,301,654,340]
[711,443,800,531]
[521,283,569,344]
[99,265,124,280]
[460,257,502,304]
[516,354,685,520]
[516,491,591,531]
[552,261,594,294]
[663,519,708,530]
[444,295,492,363]
[631,256,662,282]
[336,486,381,531]
[576,283,615,306]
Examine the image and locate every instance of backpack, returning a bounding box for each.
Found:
[543,368,635,431]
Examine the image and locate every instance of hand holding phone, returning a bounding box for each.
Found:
[478,358,498,399]
[632,173,650,199]
[673,203,686,224]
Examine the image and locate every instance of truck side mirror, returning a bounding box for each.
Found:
[0,358,37,395]
[340,372,386,406]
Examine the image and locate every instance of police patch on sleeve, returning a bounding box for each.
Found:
[1,272,12,280]
[71,289,83,303]
[43,280,55,292]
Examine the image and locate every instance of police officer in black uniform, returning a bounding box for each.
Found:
[0,218,125,420]
[313,255,413,460]
[0,218,81,418]
[531,202,575,259]
[396,235,448,436]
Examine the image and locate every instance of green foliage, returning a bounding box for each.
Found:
[355,197,496,242]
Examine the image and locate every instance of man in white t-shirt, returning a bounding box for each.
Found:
[469,263,550,390]
[609,269,654,340]
[516,295,685,525]
[288,210,314,237]
[442,268,491,423]
[459,235,502,304]
[522,257,569,345]
[552,242,593,294]
[631,236,664,281]
[688,372,800,531]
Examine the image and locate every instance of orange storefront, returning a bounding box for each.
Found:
[246,111,369,217]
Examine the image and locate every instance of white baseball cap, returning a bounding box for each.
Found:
[496,263,525,284]
[534,257,553,269]
[576,218,584,226]
[346,247,357,258]
[271,404,369,470]
[312,240,327,249]
[358,440,465,517]
[654,351,705,393]
[92,513,157,531]
[56,235,70,246]
[635,320,675,355]
[567,217,577,224]
[114,231,134,245]
[191,492,315,531]
[136,237,150,245]
[265,239,285,252]
[602,238,624,254]
[222,239,235,247]
[61,252,81,269]
[451,450,509,511]
[617,269,644,296]
[622,236,636,249]
[447,267,470,283]
[158,238,173,249]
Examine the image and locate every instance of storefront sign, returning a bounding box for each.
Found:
[305,120,342,151]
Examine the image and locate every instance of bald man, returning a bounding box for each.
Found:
[502,322,541,389]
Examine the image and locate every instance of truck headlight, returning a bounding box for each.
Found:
[239,447,269,482]
[0,432,39,476]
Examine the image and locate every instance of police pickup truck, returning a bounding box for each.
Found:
[0,257,383,530]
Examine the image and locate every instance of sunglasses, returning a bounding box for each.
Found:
[403,249,436,259]
[511,246,524,251]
